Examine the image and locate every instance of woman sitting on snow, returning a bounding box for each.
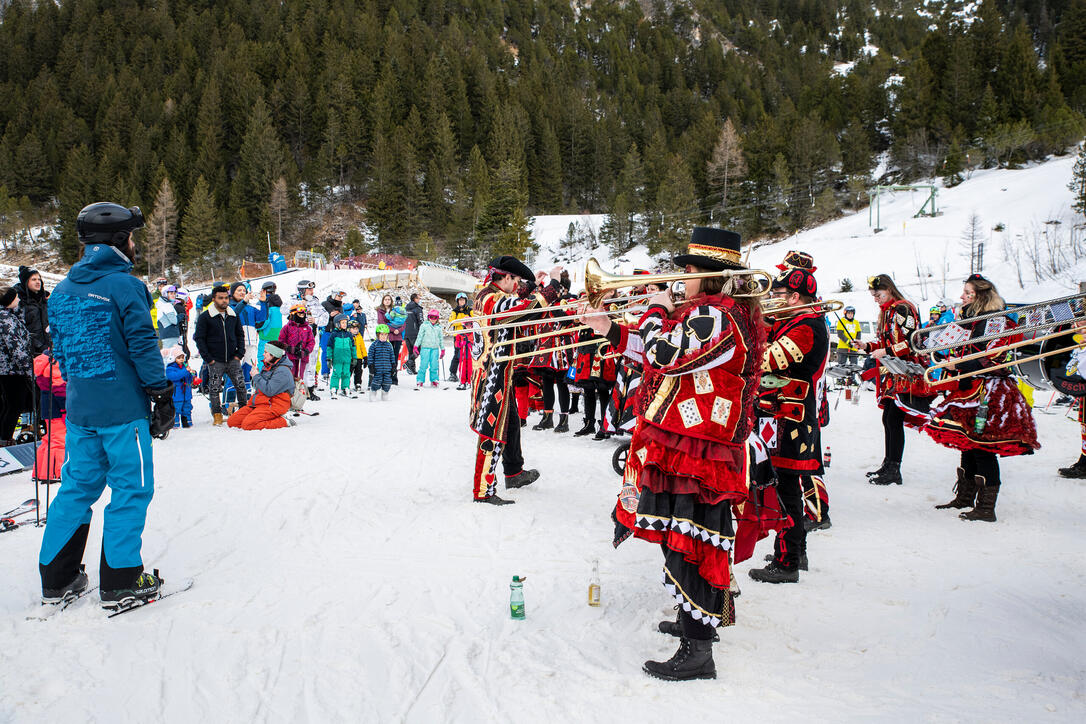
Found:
[228,341,295,430]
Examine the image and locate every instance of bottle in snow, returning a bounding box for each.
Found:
[823,446,831,468]
[588,560,601,607]
[974,399,989,435]
[510,576,526,620]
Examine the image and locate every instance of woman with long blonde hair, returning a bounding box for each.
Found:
[926,274,1039,521]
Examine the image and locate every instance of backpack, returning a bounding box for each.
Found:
[290,379,308,412]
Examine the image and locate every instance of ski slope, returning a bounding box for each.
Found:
[1,382,1085,721]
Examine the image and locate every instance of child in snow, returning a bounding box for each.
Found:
[325,314,357,398]
[414,308,445,388]
[162,346,194,428]
[368,324,396,401]
[33,351,66,482]
[349,320,368,391]
[279,302,316,384]
[228,341,295,430]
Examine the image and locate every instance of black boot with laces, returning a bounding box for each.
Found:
[574,419,596,437]
[643,638,716,681]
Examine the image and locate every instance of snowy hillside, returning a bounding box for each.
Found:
[530,155,1084,326]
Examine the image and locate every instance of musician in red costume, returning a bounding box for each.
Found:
[926,274,1039,521]
[855,274,935,486]
[469,256,563,505]
[583,227,766,682]
[748,257,829,584]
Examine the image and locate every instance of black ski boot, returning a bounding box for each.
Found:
[41,568,89,604]
[1058,456,1086,478]
[574,419,596,437]
[553,414,569,433]
[533,412,554,431]
[866,458,890,479]
[658,607,719,642]
[180,416,192,428]
[749,561,799,583]
[960,477,999,522]
[764,553,808,571]
[935,467,977,509]
[475,495,515,506]
[307,386,320,401]
[100,569,163,610]
[506,470,540,489]
[869,461,902,485]
[592,428,611,441]
[643,638,716,681]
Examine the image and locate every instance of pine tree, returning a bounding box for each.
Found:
[14,131,51,202]
[179,175,219,267]
[146,176,178,276]
[494,206,535,258]
[235,98,285,232]
[1070,144,1086,218]
[651,154,697,257]
[56,144,96,264]
[268,176,289,249]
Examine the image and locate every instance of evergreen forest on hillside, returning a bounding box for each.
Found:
[0,0,1084,272]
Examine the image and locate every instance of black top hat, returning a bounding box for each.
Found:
[488,255,534,281]
[673,227,744,271]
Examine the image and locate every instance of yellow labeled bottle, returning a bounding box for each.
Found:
[588,560,601,607]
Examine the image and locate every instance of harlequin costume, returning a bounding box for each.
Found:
[926,293,1039,520]
[469,256,562,505]
[604,227,773,681]
[862,275,936,485]
[748,263,829,582]
[527,300,577,431]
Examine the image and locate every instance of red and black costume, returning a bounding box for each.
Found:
[527,300,577,431]
[609,293,766,633]
[573,324,617,437]
[469,260,561,502]
[926,308,1039,516]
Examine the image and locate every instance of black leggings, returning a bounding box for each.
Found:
[883,403,905,463]
[539,370,569,413]
[0,374,32,441]
[961,449,1000,487]
[582,383,613,426]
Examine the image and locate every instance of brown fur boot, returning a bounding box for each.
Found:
[960,476,999,522]
[935,467,977,509]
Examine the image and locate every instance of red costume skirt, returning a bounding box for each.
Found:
[926,376,1040,456]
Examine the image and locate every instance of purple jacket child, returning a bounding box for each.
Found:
[278,318,315,378]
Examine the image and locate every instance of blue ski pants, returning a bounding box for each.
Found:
[39,418,155,570]
[416,347,441,384]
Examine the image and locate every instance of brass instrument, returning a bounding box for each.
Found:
[442,289,659,335]
[762,299,844,319]
[910,292,1086,353]
[584,258,771,306]
[925,326,1081,385]
[491,336,613,364]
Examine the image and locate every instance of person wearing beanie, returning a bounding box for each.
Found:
[14,265,51,355]
[279,303,316,399]
[324,313,357,398]
[162,346,194,428]
[414,308,445,388]
[227,341,295,430]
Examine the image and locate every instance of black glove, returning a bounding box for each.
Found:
[146,383,176,439]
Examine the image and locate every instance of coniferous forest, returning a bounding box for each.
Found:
[0,0,1084,272]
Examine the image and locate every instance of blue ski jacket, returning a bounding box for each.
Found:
[48,244,167,427]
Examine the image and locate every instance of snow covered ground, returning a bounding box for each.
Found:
[2,379,1085,721]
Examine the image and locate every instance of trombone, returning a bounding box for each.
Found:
[910,292,1086,353]
[584,258,771,306]
[442,289,660,335]
[923,326,1081,385]
[762,299,844,318]
[491,336,615,364]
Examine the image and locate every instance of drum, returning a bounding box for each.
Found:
[1014,328,1086,397]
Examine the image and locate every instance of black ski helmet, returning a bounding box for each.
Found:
[76,202,145,245]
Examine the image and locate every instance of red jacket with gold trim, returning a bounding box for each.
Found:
[755,311,829,473]
[873,299,933,400]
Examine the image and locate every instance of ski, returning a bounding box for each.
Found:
[27,585,100,621]
[292,410,320,417]
[1,516,43,534]
[107,577,194,618]
[1,498,37,519]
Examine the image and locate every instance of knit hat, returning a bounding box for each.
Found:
[0,286,18,308]
[265,341,287,359]
[161,345,184,361]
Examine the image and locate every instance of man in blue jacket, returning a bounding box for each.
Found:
[38,202,175,609]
